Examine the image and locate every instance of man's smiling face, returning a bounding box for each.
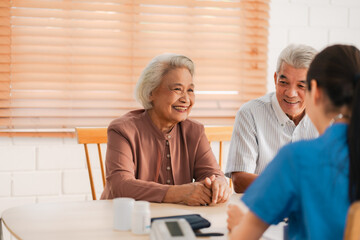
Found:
[274,62,308,125]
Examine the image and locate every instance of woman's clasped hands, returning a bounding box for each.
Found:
[165,174,231,206]
[183,175,231,206]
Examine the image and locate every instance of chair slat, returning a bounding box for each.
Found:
[76,127,108,200]
[76,128,107,144]
[205,126,233,142]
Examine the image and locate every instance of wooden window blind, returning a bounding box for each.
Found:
[0,0,269,131]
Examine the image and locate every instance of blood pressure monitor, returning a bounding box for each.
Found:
[150,218,196,240]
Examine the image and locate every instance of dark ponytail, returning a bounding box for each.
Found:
[307,45,360,203]
[349,74,360,202]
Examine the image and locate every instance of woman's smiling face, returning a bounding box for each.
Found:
[148,67,195,132]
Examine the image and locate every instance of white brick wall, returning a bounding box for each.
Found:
[13,171,61,196]
[270,3,309,27]
[0,137,104,215]
[0,173,11,197]
[349,8,360,28]
[310,6,348,27]
[2,0,360,237]
[332,0,360,7]
[0,146,36,171]
[63,169,97,194]
[329,30,360,46]
[37,145,85,170]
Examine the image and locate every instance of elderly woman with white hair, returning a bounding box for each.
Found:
[101,53,231,205]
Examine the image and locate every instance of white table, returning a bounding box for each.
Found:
[1,194,284,240]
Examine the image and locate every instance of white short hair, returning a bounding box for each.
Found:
[135,53,194,109]
[276,44,318,73]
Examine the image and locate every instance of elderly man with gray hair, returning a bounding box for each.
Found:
[225,44,319,193]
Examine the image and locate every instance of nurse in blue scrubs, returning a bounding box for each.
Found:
[227,44,360,240]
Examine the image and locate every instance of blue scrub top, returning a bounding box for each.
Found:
[242,123,350,240]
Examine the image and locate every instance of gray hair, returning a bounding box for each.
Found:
[135,53,194,109]
[276,44,318,73]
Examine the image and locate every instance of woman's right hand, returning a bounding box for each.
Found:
[181,182,212,206]
[163,182,212,206]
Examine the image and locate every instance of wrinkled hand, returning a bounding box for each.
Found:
[203,175,231,204]
[181,182,212,206]
[227,204,244,232]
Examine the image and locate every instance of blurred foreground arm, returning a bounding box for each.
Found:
[229,210,269,240]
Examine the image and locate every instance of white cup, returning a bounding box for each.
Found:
[113,197,135,231]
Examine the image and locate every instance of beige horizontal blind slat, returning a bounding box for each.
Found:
[2,0,270,129]
[0,1,10,108]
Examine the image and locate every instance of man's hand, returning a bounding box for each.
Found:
[227,204,244,231]
[202,175,231,204]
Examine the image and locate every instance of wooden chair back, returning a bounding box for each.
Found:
[75,127,107,200]
[204,126,233,169]
[344,201,360,240]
